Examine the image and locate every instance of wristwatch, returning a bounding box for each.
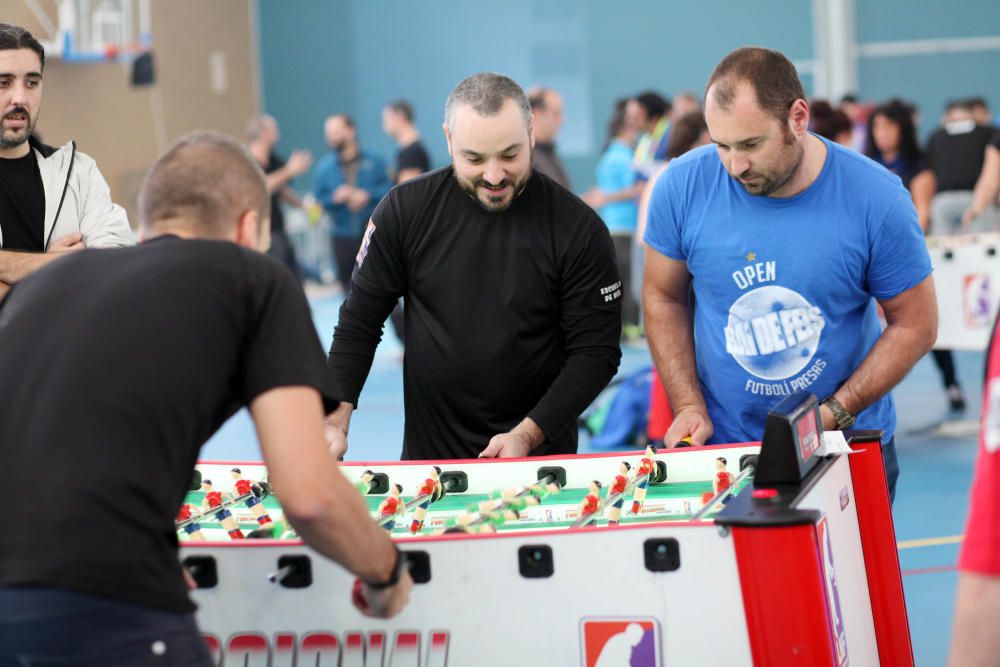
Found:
[821,395,856,430]
[365,547,407,590]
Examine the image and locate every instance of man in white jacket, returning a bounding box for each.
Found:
[0,23,133,297]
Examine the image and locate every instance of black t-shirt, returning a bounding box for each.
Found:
[0,236,336,612]
[926,123,1000,192]
[327,167,622,460]
[266,152,287,234]
[0,150,45,251]
[396,140,431,181]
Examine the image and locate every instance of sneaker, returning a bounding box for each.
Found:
[947,385,966,413]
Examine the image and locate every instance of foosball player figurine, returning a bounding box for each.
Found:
[355,469,376,496]
[578,481,604,527]
[702,457,736,505]
[176,503,206,541]
[410,466,442,534]
[201,480,244,539]
[606,461,632,527]
[630,445,658,515]
[231,467,272,526]
[482,507,520,529]
[377,483,405,532]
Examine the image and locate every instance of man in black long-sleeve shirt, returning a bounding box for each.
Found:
[326,72,622,460]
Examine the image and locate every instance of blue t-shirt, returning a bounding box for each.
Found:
[596,140,638,234]
[644,136,932,444]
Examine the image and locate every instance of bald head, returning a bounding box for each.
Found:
[138,131,269,240]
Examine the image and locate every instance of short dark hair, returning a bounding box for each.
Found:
[706,47,806,123]
[528,88,549,111]
[634,91,671,119]
[387,99,414,123]
[231,467,242,474]
[717,457,727,465]
[333,113,356,129]
[665,110,707,159]
[444,72,530,133]
[945,98,974,113]
[244,114,275,142]
[139,131,268,237]
[393,483,403,493]
[0,24,45,71]
[809,100,852,141]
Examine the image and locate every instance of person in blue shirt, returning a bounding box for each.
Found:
[313,114,391,290]
[585,100,640,335]
[643,47,938,500]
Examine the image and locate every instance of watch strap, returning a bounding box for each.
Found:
[822,395,856,430]
[365,547,405,590]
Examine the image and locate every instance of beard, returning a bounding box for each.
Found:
[735,127,803,197]
[0,106,35,150]
[453,167,531,214]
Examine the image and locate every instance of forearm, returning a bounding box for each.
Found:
[596,183,643,205]
[0,250,55,283]
[910,171,934,233]
[288,471,398,584]
[949,572,1000,666]
[527,345,620,441]
[644,291,705,413]
[327,285,398,405]
[266,167,298,194]
[832,311,935,417]
[281,188,303,208]
[968,160,1000,220]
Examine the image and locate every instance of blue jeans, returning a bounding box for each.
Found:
[0,587,213,667]
[883,437,899,505]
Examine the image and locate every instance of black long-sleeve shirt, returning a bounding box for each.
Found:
[327,167,622,459]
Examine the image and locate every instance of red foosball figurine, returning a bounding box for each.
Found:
[231,467,272,526]
[606,461,632,526]
[578,480,604,526]
[714,457,735,494]
[176,503,206,541]
[410,466,442,534]
[377,483,405,532]
[630,445,658,515]
[201,480,244,539]
[701,456,737,506]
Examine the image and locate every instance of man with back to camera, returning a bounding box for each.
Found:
[0,23,133,300]
[325,72,622,461]
[643,47,937,501]
[0,132,411,666]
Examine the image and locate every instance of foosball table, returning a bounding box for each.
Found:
[179,393,912,666]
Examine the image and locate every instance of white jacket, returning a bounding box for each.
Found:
[0,138,134,250]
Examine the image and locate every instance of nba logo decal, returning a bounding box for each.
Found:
[580,617,661,666]
[963,273,991,328]
[818,516,849,666]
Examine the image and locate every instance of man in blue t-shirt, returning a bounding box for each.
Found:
[643,47,938,500]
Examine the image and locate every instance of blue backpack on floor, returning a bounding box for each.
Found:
[581,366,652,448]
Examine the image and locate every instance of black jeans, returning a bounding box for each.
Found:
[0,587,213,667]
[883,437,899,505]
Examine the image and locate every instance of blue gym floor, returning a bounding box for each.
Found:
[202,292,978,665]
